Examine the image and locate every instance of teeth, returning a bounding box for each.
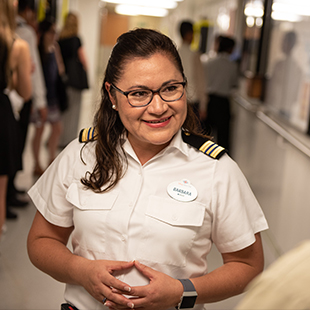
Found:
[147,118,169,124]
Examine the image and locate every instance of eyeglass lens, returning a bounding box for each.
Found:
[128,83,185,106]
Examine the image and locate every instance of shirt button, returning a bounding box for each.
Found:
[121,235,126,242]
[172,215,178,221]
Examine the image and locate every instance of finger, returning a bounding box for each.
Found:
[133,261,153,279]
[109,261,135,273]
[104,298,135,309]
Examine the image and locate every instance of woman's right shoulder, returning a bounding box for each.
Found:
[13,37,29,51]
[11,37,30,59]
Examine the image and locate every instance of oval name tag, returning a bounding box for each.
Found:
[167,179,198,202]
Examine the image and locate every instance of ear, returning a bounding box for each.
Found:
[105,82,117,110]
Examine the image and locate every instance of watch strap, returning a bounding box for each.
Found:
[176,279,197,309]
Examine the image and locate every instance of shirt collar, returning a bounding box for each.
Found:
[16,15,26,24]
[121,129,189,163]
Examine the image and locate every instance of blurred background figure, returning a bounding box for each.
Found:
[58,12,89,148]
[31,18,65,175]
[178,20,206,125]
[265,31,302,120]
[4,0,48,220]
[0,0,32,238]
[235,240,310,310]
[204,35,238,152]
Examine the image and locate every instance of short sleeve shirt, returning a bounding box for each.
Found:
[28,130,268,310]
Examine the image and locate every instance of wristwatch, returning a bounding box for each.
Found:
[175,279,198,309]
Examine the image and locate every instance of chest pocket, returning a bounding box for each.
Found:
[66,182,118,252]
[137,195,205,268]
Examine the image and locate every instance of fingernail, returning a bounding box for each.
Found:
[127,302,134,308]
[124,286,131,292]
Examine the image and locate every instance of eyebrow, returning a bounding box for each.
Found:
[126,79,181,91]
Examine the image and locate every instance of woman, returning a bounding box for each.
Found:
[27,29,268,310]
[58,12,88,148]
[31,18,64,175]
[0,0,32,238]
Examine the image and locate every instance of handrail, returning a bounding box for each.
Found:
[233,96,310,159]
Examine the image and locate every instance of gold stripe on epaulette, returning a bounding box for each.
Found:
[79,127,97,143]
[210,145,225,158]
[199,141,215,153]
[199,141,224,159]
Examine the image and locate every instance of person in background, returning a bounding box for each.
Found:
[27,28,268,310]
[16,0,47,178]
[31,18,64,173]
[178,20,206,123]
[5,0,48,220]
[203,35,238,152]
[0,0,32,239]
[58,12,88,148]
[235,240,310,310]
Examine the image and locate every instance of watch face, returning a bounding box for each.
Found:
[181,295,197,308]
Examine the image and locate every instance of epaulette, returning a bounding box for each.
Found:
[79,127,98,143]
[182,130,226,160]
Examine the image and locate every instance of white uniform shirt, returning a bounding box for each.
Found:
[28,130,268,310]
[204,53,238,97]
[16,15,47,110]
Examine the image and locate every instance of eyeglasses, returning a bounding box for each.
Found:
[111,80,187,107]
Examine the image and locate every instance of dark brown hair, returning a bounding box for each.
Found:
[81,28,205,192]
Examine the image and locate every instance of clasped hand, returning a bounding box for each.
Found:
[80,259,183,310]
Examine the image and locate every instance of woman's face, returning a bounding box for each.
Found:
[107,53,187,155]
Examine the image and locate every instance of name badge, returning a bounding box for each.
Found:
[167,179,198,202]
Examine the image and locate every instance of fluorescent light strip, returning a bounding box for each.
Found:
[103,0,177,9]
[273,0,310,5]
[271,11,302,22]
[272,2,310,17]
[115,4,168,17]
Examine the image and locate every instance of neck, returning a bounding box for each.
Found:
[129,139,170,166]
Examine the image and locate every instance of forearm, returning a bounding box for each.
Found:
[192,234,264,304]
[192,261,261,304]
[27,233,88,286]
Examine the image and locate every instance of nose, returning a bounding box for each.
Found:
[147,92,168,114]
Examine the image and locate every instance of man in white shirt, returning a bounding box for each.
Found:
[203,36,238,152]
[178,21,206,123]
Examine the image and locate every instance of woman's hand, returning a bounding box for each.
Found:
[104,261,183,310]
[27,212,135,308]
[77,259,135,306]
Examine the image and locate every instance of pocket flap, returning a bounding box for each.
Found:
[146,196,205,227]
[66,182,118,210]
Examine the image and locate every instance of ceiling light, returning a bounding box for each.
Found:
[244,2,264,17]
[115,4,168,17]
[103,0,178,9]
[272,2,310,16]
[271,11,302,22]
[273,0,310,5]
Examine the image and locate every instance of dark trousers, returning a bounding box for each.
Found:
[204,94,231,151]
[7,99,32,202]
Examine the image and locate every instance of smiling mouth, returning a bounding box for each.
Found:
[144,116,171,124]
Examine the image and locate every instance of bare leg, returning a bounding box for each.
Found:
[32,124,45,175]
[47,121,62,165]
[0,175,8,240]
